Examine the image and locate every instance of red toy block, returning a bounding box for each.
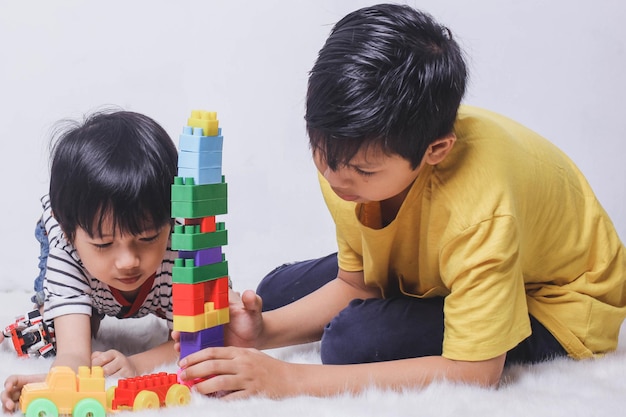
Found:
[172,276,229,316]
[182,216,216,233]
[201,216,216,233]
[112,373,182,410]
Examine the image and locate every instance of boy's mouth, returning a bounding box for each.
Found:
[334,190,359,202]
[116,275,141,285]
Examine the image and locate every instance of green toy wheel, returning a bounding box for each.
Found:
[72,398,106,417]
[25,398,58,417]
[165,384,191,407]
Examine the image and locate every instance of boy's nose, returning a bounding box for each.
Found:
[115,249,140,270]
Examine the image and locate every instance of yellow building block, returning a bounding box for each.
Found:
[187,110,219,136]
[173,306,229,332]
[77,366,105,392]
[20,366,107,416]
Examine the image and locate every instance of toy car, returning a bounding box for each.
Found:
[20,366,191,417]
[3,309,56,358]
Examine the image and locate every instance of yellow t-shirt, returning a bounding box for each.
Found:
[320,105,626,361]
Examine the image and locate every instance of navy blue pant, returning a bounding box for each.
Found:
[257,253,567,365]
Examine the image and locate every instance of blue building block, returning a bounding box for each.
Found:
[177,167,222,185]
[178,150,222,169]
[179,127,223,152]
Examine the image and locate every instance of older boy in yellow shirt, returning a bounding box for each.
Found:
[176,3,626,398]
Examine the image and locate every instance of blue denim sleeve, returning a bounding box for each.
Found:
[31,218,49,306]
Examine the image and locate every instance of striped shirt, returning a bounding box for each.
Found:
[40,196,175,330]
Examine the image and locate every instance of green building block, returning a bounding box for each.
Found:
[171,198,227,218]
[171,176,227,202]
[171,223,228,250]
[172,258,229,284]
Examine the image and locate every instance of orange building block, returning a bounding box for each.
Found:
[19,366,106,416]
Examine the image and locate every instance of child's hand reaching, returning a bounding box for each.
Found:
[224,289,265,348]
[178,346,297,400]
[2,373,46,413]
[91,349,138,378]
[172,288,265,356]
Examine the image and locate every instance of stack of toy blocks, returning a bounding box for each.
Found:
[171,110,229,363]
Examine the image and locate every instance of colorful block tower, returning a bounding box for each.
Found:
[171,110,229,361]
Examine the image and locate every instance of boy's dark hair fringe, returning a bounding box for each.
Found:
[306,3,468,169]
[49,109,178,241]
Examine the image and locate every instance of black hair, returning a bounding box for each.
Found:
[306,3,468,169]
[49,109,178,242]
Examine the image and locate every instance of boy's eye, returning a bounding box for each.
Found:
[92,242,112,250]
[354,167,375,177]
[140,232,161,242]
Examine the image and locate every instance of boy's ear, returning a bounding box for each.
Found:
[423,134,456,166]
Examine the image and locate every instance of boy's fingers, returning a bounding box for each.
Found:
[193,374,241,398]
[92,350,119,367]
[180,346,236,368]
[8,374,46,388]
[91,353,106,365]
[241,290,262,313]
[2,373,47,412]
[3,398,16,413]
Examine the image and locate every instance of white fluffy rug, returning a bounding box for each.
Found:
[2,290,625,417]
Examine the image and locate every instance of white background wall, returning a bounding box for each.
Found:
[1,0,624,293]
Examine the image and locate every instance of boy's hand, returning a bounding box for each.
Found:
[2,374,46,413]
[178,346,295,399]
[91,349,138,378]
[225,289,265,348]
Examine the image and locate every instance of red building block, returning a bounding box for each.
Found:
[172,276,229,316]
[182,216,216,233]
[111,373,179,410]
